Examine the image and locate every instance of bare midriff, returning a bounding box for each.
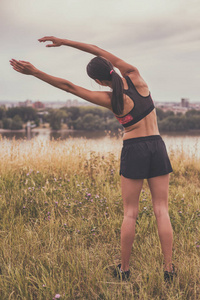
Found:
[123,109,160,140]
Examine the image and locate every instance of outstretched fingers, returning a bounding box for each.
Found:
[38,36,54,47]
[10,59,31,74]
[19,60,29,64]
[10,59,22,67]
[38,36,61,47]
[10,59,24,73]
[46,43,55,48]
[38,36,53,42]
[10,59,36,75]
[10,59,19,67]
[13,66,22,73]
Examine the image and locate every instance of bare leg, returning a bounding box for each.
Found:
[120,175,143,271]
[147,174,173,272]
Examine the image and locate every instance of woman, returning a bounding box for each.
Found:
[10,36,175,282]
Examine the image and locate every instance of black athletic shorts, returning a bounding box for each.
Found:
[120,135,173,179]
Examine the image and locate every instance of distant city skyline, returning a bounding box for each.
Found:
[1,98,200,107]
[1,0,200,103]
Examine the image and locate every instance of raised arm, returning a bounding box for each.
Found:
[9,59,112,109]
[38,36,139,77]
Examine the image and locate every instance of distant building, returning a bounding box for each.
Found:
[155,98,193,114]
[66,99,72,107]
[190,103,200,110]
[181,98,189,108]
[45,102,66,109]
[18,99,45,110]
[0,102,17,108]
[65,99,80,107]
[72,99,78,106]
[18,99,33,107]
[64,99,96,107]
[32,101,45,109]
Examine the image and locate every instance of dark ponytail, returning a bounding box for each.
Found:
[86,56,124,115]
[110,71,124,115]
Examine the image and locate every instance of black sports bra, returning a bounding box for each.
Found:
[115,76,155,128]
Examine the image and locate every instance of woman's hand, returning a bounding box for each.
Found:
[38,36,63,47]
[10,59,38,75]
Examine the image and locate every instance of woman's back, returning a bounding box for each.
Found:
[116,73,160,139]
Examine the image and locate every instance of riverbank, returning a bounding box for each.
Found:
[0,126,200,135]
[0,127,74,133]
[0,129,200,159]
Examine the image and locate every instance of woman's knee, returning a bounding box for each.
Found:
[124,207,139,220]
[153,205,169,218]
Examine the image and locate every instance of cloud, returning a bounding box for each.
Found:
[1,0,200,102]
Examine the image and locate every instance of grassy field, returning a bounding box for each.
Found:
[0,136,199,300]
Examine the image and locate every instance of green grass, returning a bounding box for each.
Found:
[0,137,199,299]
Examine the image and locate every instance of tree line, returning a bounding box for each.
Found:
[0,105,200,131]
[156,108,200,131]
[0,106,39,130]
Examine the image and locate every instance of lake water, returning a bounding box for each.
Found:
[0,129,200,158]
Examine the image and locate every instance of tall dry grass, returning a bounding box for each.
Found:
[0,136,199,299]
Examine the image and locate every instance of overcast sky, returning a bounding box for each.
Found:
[1,0,200,103]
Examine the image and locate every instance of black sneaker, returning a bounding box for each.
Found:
[164,264,177,282]
[113,264,130,281]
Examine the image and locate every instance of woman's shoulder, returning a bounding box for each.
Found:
[125,71,148,89]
